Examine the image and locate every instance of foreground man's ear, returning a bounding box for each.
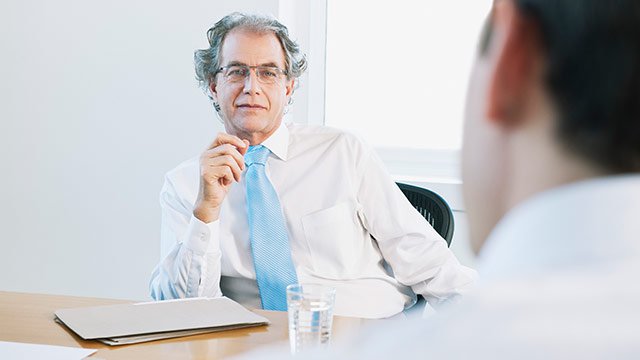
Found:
[487,0,544,127]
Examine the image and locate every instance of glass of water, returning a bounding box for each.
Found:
[286,283,336,355]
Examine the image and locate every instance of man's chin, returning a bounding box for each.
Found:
[237,107,267,116]
[225,116,280,139]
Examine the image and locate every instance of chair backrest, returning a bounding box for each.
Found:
[396,182,454,246]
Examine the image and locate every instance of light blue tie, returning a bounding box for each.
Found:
[245,145,298,311]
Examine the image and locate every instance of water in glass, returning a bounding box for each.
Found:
[288,297,334,354]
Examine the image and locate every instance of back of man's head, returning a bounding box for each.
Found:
[516,0,640,172]
[464,0,640,250]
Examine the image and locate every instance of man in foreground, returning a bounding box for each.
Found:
[149,12,476,319]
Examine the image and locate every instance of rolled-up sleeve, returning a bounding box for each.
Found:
[356,149,477,308]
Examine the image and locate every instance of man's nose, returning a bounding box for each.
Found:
[243,70,261,94]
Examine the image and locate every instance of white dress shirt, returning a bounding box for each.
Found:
[149,122,476,318]
[274,175,640,358]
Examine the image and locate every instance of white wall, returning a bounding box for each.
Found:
[0,0,280,301]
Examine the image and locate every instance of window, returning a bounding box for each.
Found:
[324,0,492,180]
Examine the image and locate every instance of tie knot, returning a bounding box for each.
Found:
[245,145,271,166]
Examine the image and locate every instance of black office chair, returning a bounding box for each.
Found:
[396,182,454,246]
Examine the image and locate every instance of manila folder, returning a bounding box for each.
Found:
[54,297,269,341]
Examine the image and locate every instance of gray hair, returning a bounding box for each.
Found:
[194,12,307,107]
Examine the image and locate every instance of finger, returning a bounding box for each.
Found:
[216,166,235,187]
[238,139,251,156]
[207,133,248,151]
[202,144,246,171]
[205,155,243,182]
[202,165,235,187]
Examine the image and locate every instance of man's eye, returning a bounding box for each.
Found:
[259,69,277,77]
[227,68,247,76]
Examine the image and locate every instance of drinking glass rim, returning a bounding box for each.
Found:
[286,283,336,295]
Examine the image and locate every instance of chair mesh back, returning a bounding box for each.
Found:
[396,183,454,246]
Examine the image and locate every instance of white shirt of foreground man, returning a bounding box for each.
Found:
[149,13,476,319]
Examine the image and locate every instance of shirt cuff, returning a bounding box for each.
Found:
[183,216,221,255]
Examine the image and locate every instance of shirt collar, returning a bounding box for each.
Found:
[260,121,289,161]
[477,174,640,283]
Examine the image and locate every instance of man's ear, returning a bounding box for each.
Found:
[209,81,218,103]
[487,0,543,126]
[284,78,295,106]
[285,78,295,97]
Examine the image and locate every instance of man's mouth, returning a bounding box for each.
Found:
[237,104,267,110]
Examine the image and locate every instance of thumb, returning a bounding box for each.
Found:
[239,139,251,155]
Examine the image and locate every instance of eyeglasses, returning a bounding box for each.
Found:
[216,65,288,85]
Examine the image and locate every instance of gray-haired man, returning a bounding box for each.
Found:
[149,12,475,318]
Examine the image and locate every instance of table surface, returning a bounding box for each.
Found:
[0,291,371,359]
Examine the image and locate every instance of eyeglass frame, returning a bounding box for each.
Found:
[214,64,289,85]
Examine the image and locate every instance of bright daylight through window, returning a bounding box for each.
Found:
[325,0,492,177]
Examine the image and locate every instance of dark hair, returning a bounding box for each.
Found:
[489,1,640,172]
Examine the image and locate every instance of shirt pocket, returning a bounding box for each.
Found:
[301,201,365,279]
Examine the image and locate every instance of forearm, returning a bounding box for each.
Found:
[357,151,477,306]
[150,216,223,300]
[149,245,223,300]
[409,256,477,308]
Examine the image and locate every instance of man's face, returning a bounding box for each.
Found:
[210,29,294,143]
[462,16,509,253]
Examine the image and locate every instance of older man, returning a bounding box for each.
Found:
[257,0,640,358]
[149,13,475,318]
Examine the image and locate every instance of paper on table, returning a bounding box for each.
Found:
[97,323,264,346]
[0,341,96,360]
